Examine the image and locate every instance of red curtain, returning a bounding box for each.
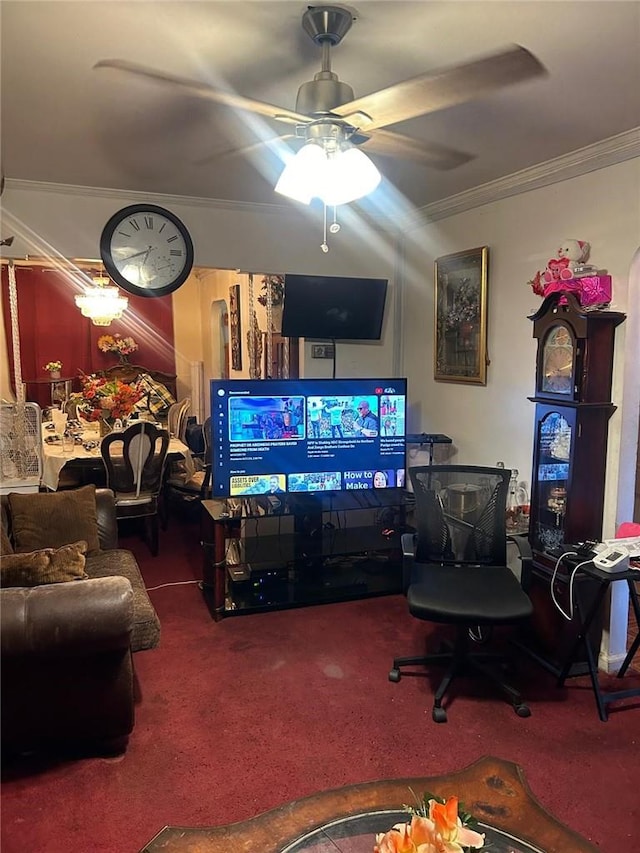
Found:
[1,266,175,408]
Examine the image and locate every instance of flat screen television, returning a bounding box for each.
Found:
[281,274,388,340]
[210,377,407,497]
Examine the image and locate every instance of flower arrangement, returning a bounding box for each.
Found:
[97,334,138,357]
[71,372,141,422]
[43,360,63,373]
[257,274,285,307]
[445,277,479,330]
[374,793,485,853]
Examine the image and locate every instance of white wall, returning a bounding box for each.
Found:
[1,183,398,389]
[401,159,640,528]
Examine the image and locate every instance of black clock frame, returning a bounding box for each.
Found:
[99,203,194,298]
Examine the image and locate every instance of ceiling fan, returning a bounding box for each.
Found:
[94,4,546,174]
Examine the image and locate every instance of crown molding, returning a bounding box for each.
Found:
[404,127,640,230]
[1,178,290,216]
[4,128,638,231]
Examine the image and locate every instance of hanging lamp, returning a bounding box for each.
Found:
[75,271,128,326]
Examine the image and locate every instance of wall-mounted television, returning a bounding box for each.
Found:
[281,274,388,340]
[210,378,407,498]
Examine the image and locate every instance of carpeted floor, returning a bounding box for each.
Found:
[2,517,639,852]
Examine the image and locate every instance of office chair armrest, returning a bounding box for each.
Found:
[401,532,416,558]
[401,532,416,593]
[509,534,533,591]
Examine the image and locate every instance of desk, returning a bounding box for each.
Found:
[557,560,640,721]
[41,424,190,491]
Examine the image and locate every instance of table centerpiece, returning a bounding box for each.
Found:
[72,372,142,435]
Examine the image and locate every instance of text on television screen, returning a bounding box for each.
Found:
[210,378,407,497]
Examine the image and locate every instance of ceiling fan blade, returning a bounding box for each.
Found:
[195,133,297,166]
[333,45,546,131]
[94,59,310,126]
[363,129,473,170]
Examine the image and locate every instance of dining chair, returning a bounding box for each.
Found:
[100,422,170,556]
[167,398,191,442]
[164,417,212,521]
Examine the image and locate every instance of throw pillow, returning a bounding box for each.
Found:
[9,484,101,554]
[0,540,88,587]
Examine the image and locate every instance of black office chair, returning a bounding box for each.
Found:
[101,422,170,556]
[389,465,533,723]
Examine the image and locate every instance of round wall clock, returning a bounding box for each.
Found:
[100,204,194,297]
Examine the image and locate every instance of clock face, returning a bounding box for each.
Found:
[100,204,194,297]
[541,325,574,395]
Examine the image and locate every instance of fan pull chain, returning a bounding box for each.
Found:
[330,207,340,234]
[321,203,329,253]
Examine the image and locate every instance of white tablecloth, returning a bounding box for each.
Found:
[41,423,191,491]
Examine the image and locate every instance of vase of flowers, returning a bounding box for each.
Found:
[71,373,141,435]
[97,333,138,365]
[44,360,63,379]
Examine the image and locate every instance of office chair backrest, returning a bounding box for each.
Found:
[409,465,510,565]
[101,422,169,497]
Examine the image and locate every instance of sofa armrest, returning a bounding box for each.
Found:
[1,576,133,657]
[96,488,119,550]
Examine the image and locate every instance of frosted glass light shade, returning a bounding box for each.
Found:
[320,147,381,206]
[275,143,326,204]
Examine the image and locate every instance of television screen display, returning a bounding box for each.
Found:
[210,378,407,497]
[281,274,388,340]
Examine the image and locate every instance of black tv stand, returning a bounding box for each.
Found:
[201,489,413,620]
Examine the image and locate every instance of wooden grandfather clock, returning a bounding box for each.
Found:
[528,292,625,559]
[521,292,625,673]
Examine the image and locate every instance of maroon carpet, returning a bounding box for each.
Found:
[2,517,639,852]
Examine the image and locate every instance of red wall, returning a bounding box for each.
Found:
[2,266,175,408]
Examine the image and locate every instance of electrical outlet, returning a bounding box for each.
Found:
[311,344,335,359]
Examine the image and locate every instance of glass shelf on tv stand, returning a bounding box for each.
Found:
[201,489,414,620]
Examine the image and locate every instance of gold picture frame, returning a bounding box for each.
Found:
[434,246,489,385]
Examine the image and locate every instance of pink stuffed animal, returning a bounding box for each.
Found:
[543,257,571,284]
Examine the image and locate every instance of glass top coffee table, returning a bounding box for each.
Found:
[141,756,596,853]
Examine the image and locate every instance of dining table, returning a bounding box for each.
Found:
[41,420,192,491]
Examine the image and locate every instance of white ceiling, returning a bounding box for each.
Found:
[1,1,639,214]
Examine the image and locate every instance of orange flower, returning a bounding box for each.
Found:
[374,800,484,853]
[429,797,485,851]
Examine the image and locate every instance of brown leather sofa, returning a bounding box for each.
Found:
[1,488,160,755]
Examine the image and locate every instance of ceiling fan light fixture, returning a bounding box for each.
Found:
[275,138,381,207]
[74,273,128,326]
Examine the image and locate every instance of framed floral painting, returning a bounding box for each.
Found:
[434,246,489,384]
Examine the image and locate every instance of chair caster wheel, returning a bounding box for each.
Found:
[432,706,447,723]
[514,703,531,718]
[388,668,401,683]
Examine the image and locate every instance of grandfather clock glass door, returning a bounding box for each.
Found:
[532,408,573,553]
